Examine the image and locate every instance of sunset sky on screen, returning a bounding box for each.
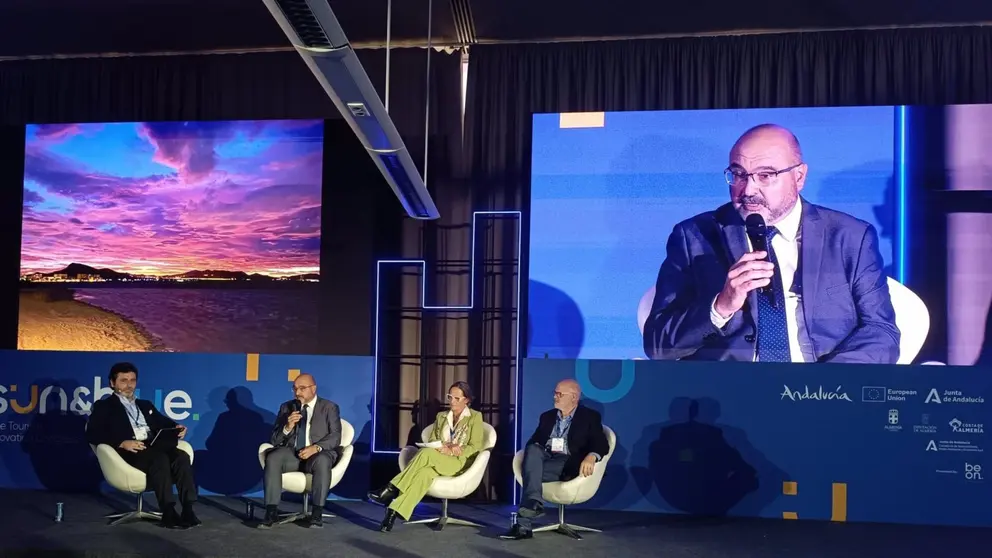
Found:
[19,120,324,277]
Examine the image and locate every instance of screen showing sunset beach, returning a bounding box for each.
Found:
[18,120,324,354]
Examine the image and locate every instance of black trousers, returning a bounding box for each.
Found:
[263,447,339,509]
[121,445,197,509]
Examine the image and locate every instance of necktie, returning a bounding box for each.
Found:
[757,227,791,362]
[295,404,309,450]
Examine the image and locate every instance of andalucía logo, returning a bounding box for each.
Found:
[924,388,985,405]
[780,385,853,402]
[0,377,193,420]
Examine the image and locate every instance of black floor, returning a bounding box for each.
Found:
[1,489,989,558]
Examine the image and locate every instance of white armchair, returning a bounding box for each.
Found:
[90,439,195,526]
[397,422,497,530]
[257,419,355,524]
[512,425,616,539]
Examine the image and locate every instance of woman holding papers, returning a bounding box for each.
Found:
[367,381,484,532]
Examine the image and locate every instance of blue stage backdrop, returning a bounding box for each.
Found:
[522,359,992,527]
[0,351,373,500]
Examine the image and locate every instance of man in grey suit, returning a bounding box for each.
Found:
[258,373,341,529]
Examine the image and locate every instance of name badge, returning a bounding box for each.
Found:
[133,426,150,441]
[550,437,565,453]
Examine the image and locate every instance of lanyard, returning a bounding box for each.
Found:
[553,416,570,439]
[124,401,145,427]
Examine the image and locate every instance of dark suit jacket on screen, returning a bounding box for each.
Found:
[270,397,342,461]
[527,405,610,481]
[642,200,900,364]
[85,395,178,450]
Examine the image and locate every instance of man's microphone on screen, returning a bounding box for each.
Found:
[744,212,776,306]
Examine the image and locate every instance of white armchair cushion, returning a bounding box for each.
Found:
[513,425,616,506]
[91,440,194,495]
[397,422,497,500]
[886,277,930,364]
[257,419,355,495]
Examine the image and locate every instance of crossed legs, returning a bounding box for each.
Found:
[516,444,567,532]
[368,448,463,532]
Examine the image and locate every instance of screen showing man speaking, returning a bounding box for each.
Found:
[527,105,992,366]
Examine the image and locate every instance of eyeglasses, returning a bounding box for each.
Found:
[446,394,466,402]
[724,163,803,186]
[293,385,315,392]
[553,391,574,399]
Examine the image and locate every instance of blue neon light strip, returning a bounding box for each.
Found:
[896,105,908,284]
[372,210,523,462]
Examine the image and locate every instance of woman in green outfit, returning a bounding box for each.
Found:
[367,380,484,532]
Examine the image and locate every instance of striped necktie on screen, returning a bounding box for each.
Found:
[756,227,791,362]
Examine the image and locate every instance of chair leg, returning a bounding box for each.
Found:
[275,493,305,524]
[405,499,483,530]
[105,494,162,526]
[531,505,600,540]
[303,493,335,519]
[277,493,334,524]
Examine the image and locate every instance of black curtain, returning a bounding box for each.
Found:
[0,48,464,357]
[0,49,461,135]
[465,26,992,208]
[0,52,333,124]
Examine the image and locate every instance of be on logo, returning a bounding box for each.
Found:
[965,463,983,481]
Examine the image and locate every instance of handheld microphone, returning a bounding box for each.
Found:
[291,400,301,413]
[744,213,773,299]
[744,213,768,255]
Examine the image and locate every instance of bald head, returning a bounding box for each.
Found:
[293,373,317,403]
[554,379,581,414]
[727,123,807,225]
[295,373,315,386]
[557,379,580,397]
[732,124,803,165]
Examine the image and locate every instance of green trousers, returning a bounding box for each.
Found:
[389,448,464,520]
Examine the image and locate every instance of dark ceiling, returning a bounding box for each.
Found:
[0,0,990,58]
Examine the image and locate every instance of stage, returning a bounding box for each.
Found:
[2,490,988,558]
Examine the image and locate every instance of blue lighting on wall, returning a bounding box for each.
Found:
[896,105,908,284]
[372,211,523,462]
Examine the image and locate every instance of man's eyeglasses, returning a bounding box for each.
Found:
[554,391,574,399]
[724,163,803,186]
[293,384,315,393]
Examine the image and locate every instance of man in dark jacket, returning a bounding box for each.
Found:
[501,379,610,540]
[86,362,199,529]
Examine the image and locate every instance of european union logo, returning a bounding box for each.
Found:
[862,386,886,402]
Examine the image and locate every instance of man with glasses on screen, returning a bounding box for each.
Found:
[642,123,900,363]
[258,373,342,529]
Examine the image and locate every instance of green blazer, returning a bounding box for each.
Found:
[426,408,485,468]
